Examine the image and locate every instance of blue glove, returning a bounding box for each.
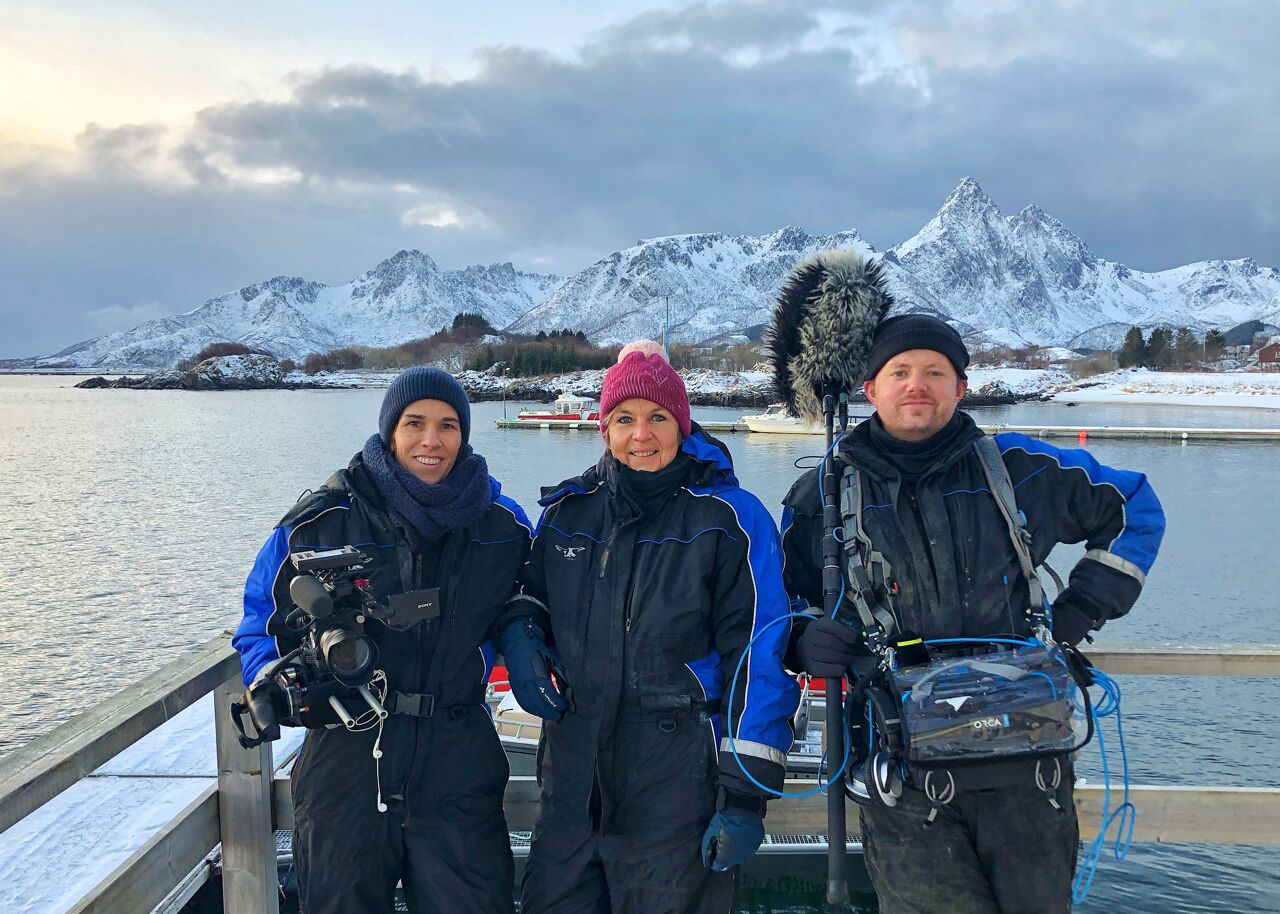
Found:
[499,619,568,721]
[700,802,765,871]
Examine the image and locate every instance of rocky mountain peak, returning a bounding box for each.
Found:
[940,177,999,216]
[1011,203,1095,261]
[370,249,438,277]
[238,275,317,303]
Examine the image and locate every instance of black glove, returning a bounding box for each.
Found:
[794,616,859,678]
[1051,590,1099,647]
[500,619,568,721]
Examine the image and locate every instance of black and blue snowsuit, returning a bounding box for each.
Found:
[233,454,532,914]
[782,413,1165,914]
[514,427,800,914]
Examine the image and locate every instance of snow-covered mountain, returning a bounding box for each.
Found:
[882,178,1280,350]
[21,179,1280,369]
[27,251,562,370]
[507,227,873,344]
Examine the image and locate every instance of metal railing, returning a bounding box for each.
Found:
[1,638,1277,914]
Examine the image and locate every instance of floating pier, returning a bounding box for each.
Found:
[496,418,1280,441]
[977,424,1280,442]
[497,417,749,432]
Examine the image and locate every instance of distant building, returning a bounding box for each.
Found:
[1257,342,1280,371]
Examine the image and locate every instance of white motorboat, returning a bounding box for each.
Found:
[741,403,869,435]
[516,394,601,422]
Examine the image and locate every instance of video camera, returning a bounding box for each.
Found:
[232,546,394,748]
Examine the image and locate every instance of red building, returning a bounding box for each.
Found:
[1258,342,1280,371]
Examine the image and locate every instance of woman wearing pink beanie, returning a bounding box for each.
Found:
[508,342,799,913]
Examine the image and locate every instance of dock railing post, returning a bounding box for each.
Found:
[214,675,280,914]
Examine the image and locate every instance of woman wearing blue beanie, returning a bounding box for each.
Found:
[233,366,533,913]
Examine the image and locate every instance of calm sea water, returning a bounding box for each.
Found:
[1,375,1277,912]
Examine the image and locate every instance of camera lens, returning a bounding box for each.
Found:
[319,625,376,684]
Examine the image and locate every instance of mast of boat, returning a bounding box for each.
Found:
[663,295,670,359]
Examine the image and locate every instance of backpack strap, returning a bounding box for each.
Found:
[838,465,898,643]
[974,437,1048,627]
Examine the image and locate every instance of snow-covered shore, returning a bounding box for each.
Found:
[287,365,1280,411]
[1040,368,1280,410]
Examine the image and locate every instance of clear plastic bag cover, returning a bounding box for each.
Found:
[891,643,1088,765]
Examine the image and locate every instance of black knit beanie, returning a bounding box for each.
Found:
[863,314,970,381]
[378,367,472,445]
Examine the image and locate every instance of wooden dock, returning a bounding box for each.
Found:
[496,418,1280,441]
[2,638,1279,914]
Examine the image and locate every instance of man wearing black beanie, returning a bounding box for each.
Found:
[779,310,1165,914]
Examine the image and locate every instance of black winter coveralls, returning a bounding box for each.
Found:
[782,414,1164,914]
[515,429,800,914]
[234,455,532,914]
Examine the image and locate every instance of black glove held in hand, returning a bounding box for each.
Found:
[1051,591,1098,647]
[794,616,859,678]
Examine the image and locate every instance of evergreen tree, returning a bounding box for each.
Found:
[1118,326,1147,368]
[1147,327,1174,370]
[1203,329,1226,363]
[1173,327,1199,369]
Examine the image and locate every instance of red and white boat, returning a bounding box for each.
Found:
[516,394,600,422]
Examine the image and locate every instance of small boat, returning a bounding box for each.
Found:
[516,394,600,422]
[742,403,869,435]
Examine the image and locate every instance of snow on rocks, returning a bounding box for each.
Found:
[77,354,352,390]
[186,353,283,389]
[453,366,777,407]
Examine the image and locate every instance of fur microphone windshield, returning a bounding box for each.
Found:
[766,250,893,422]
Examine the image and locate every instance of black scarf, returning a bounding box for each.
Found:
[361,434,493,550]
[867,411,972,484]
[609,452,694,521]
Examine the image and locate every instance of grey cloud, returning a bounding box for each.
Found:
[75,122,168,173]
[2,0,1278,358]
[588,0,825,56]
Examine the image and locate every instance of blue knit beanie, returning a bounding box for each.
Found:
[378,367,472,445]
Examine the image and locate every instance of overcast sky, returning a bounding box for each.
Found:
[2,0,1277,358]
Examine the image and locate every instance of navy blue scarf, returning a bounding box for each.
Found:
[361,434,493,549]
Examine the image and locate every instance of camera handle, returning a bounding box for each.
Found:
[230,697,276,749]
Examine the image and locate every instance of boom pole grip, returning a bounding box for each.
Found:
[821,392,849,906]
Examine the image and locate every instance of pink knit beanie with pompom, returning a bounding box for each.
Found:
[599,341,691,438]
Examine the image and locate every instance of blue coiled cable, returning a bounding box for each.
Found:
[724,612,850,798]
[1072,667,1135,903]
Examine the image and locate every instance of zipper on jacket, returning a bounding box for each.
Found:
[599,529,616,579]
[624,577,636,633]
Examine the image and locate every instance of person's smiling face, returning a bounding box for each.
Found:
[390,398,462,484]
[863,349,968,442]
[604,398,682,471]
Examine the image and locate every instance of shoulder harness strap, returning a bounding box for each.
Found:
[973,437,1050,622]
[838,465,897,641]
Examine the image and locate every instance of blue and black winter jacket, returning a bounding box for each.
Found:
[234,454,531,698]
[512,426,799,831]
[782,412,1164,644]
